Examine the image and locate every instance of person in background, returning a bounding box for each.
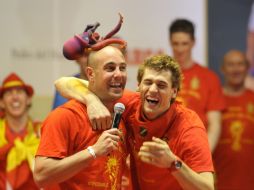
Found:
[0,73,40,190]
[245,2,254,91]
[0,108,4,118]
[168,19,225,152]
[213,50,254,190]
[52,54,88,109]
[55,54,215,190]
[33,45,129,189]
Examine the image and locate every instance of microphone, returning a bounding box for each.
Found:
[111,103,125,129]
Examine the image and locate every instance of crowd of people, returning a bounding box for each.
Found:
[0,15,254,190]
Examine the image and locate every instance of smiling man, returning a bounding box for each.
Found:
[34,45,129,189]
[213,50,254,190]
[169,19,225,152]
[55,54,215,190]
[0,73,40,190]
[122,55,214,190]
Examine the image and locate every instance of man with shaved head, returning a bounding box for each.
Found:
[34,45,129,189]
[213,50,254,190]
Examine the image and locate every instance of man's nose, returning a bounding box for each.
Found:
[113,68,123,77]
[175,45,184,53]
[149,83,158,93]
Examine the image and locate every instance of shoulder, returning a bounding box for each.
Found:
[57,99,87,117]
[119,89,140,106]
[43,100,89,128]
[173,104,209,148]
[121,89,139,100]
[40,100,91,144]
[242,89,254,102]
[174,102,205,131]
[193,63,220,80]
[245,89,254,96]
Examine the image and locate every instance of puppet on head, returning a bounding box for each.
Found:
[63,13,126,60]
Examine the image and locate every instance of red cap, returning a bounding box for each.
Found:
[0,73,34,97]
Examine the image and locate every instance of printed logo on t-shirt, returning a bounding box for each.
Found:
[190,76,200,90]
[230,120,244,151]
[247,103,254,114]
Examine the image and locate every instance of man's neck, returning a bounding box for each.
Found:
[5,114,29,133]
[179,59,194,70]
[102,101,115,114]
[79,72,87,80]
[223,84,245,96]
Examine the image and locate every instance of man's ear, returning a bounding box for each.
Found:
[86,67,95,82]
[172,88,178,98]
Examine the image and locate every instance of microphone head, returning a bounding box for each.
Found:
[114,103,125,114]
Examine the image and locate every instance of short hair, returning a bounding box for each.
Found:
[137,55,183,102]
[222,49,250,68]
[169,19,195,40]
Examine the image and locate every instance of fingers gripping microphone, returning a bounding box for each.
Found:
[111,103,125,129]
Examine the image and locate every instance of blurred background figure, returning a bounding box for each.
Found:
[168,19,225,152]
[213,50,254,190]
[0,108,3,118]
[52,54,88,109]
[0,73,40,189]
[246,1,254,91]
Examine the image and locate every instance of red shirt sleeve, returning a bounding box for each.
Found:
[36,107,79,158]
[206,71,225,111]
[181,126,214,172]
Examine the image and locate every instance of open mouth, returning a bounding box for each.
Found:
[109,82,123,90]
[11,101,21,108]
[146,97,159,106]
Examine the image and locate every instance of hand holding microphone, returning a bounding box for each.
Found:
[90,103,125,157]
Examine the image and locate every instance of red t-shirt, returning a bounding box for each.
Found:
[0,110,4,118]
[36,100,128,190]
[177,63,225,127]
[0,118,40,190]
[213,89,254,190]
[119,93,214,190]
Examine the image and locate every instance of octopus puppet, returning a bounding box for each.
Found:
[63,13,126,60]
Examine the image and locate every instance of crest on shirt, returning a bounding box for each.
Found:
[230,120,243,151]
[190,76,200,90]
[247,103,254,114]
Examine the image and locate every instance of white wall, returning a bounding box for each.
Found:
[0,0,206,119]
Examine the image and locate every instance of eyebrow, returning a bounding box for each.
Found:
[103,62,127,69]
[106,61,126,66]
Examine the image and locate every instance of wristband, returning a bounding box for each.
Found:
[87,146,96,159]
[170,157,182,172]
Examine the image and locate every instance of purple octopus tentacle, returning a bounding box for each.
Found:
[103,13,123,40]
[90,38,127,51]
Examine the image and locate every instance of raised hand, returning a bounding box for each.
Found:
[138,137,176,168]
